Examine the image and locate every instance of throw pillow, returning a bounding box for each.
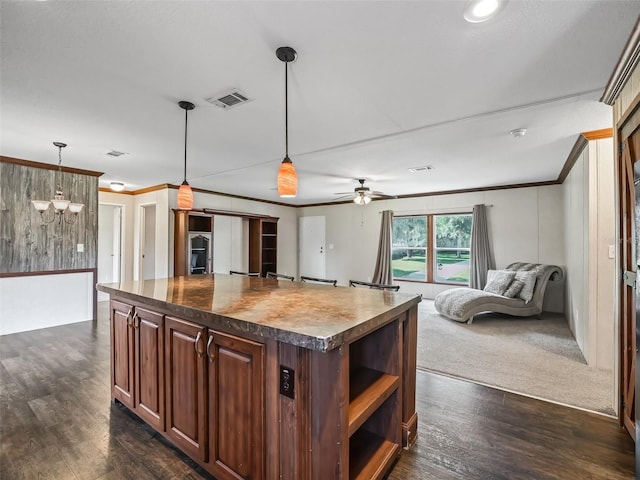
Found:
[514,270,537,303]
[503,279,525,298]
[483,270,516,296]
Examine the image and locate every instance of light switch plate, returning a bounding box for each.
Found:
[608,245,615,259]
[77,243,84,253]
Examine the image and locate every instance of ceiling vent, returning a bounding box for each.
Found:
[106,150,125,157]
[408,165,433,173]
[206,89,253,110]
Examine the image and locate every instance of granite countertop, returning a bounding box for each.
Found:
[97,274,421,351]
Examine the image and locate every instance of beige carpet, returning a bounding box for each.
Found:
[417,300,615,415]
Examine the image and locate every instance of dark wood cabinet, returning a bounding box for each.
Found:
[110,300,135,409]
[207,330,265,480]
[249,218,278,277]
[133,306,164,431]
[111,301,165,430]
[165,316,208,462]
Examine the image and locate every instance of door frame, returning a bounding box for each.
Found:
[98,202,124,299]
[616,93,640,442]
[137,202,157,281]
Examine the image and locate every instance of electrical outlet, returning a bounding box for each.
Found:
[280,365,294,399]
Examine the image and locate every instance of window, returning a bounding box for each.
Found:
[392,214,472,284]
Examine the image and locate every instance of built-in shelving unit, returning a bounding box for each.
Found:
[174,209,279,278]
[249,218,278,277]
[347,319,402,480]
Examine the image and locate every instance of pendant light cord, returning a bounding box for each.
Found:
[184,107,188,182]
[285,59,289,158]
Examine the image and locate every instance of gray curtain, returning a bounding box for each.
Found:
[469,204,494,289]
[372,210,393,284]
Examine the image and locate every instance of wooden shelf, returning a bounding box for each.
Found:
[348,368,399,437]
[349,429,400,480]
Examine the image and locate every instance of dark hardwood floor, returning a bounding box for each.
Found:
[0,306,635,479]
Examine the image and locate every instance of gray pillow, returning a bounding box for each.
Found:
[483,270,516,296]
[514,270,537,303]
[503,279,524,298]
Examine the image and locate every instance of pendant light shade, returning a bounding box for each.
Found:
[177,100,195,210]
[277,157,297,197]
[177,181,194,210]
[276,47,298,197]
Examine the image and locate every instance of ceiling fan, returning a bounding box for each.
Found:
[334,179,396,205]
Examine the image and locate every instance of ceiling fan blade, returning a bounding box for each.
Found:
[333,194,355,200]
[370,192,397,199]
[333,191,355,195]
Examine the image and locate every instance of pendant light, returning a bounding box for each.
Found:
[177,100,195,210]
[276,46,298,197]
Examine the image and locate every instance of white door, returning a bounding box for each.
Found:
[141,204,156,280]
[299,216,326,278]
[97,204,122,301]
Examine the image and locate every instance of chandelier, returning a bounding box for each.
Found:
[31,142,84,224]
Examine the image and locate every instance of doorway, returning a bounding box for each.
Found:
[97,204,122,301]
[299,216,326,279]
[140,204,156,280]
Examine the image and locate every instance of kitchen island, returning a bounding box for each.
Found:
[97,274,420,480]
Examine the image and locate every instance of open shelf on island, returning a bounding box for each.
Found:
[349,428,400,480]
[349,368,399,437]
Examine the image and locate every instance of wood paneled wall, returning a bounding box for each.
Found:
[0,160,99,273]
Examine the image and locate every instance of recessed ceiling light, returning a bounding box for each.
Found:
[463,0,504,23]
[110,182,125,192]
[408,165,434,173]
[509,128,527,138]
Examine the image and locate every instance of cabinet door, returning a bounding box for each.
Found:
[207,330,265,480]
[111,300,135,409]
[134,307,164,431]
[165,316,208,462]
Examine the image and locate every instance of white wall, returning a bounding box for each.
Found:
[563,138,616,371]
[99,191,135,282]
[300,185,565,312]
[0,272,94,335]
[563,148,589,358]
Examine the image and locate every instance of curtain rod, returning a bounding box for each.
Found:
[380,204,494,215]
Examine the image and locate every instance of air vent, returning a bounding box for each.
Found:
[106,150,126,157]
[408,165,433,173]
[206,89,253,110]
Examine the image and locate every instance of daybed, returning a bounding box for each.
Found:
[434,262,563,324]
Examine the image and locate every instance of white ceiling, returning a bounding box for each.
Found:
[1,1,639,206]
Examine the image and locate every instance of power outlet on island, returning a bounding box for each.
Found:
[279,365,295,399]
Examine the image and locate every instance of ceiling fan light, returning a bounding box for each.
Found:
[177,181,194,210]
[353,194,371,206]
[277,157,297,197]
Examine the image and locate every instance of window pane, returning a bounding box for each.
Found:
[435,214,472,284]
[392,217,427,281]
[435,249,470,283]
[392,217,427,248]
[392,248,426,280]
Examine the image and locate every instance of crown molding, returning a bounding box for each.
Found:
[0,155,104,177]
[601,17,640,106]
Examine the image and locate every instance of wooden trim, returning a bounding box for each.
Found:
[582,128,613,141]
[0,267,96,278]
[601,17,640,106]
[617,93,640,131]
[166,183,294,208]
[0,155,104,177]
[99,187,135,195]
[132,184,172,195]
[620,95,640,142]
[557,135,589,184]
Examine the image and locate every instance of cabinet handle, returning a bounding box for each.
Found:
[126,308,134,328]
[195,331,204,358]
[206,335,214,362]
[132,312,139,329]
